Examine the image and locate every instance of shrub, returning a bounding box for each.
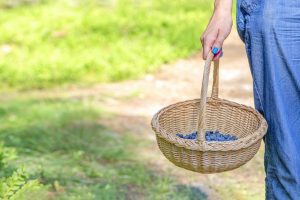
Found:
[0,143,45,200]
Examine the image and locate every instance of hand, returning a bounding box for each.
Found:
[200,5,232,60]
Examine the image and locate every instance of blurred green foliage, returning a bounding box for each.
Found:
[0,0,212,89]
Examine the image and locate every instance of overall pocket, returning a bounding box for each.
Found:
[236,0,261,43]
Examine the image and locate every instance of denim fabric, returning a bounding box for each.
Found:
[236,0,300,199]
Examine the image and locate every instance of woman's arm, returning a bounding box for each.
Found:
[200,0,233,59]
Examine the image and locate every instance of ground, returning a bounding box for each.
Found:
[3,30,264,199]
[0,1,267,199]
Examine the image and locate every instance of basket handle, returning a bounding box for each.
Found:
[197,51,220,142]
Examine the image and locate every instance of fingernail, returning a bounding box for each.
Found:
[220,51,223,57]
[213,50,222,60]
[212,47,219,54]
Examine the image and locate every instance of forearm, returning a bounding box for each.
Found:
[214,0,232,15]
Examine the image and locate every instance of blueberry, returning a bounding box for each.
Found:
[177,130,238,141]
[210,134,216,141]
[206,130,237,141]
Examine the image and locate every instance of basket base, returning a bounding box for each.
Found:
[157,136,261,173]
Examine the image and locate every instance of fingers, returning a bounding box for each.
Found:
[201,30,225,60]
[200,31,218,60]
[212,31,225,53]
[212,31,226,60]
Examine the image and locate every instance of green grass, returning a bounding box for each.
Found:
[0,0,213,89]
[0,95,207,199]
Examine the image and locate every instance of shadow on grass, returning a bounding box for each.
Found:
[0,97,207,199]
[173,185,207,200]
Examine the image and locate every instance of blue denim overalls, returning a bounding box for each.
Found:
[236,0,300,199]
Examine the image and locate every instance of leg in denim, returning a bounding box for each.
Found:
[236,0,300,199]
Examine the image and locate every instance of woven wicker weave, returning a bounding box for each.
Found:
[151,52,268,173]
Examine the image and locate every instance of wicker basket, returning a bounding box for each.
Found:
[151,52,268,173]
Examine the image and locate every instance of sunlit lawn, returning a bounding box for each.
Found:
[0,0,212,89]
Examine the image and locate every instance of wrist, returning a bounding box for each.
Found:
[213,8,232,19]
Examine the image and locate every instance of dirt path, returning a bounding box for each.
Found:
[73,30,253,130]
[94,31,253,136]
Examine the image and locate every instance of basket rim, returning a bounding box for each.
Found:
[151,97,268,152]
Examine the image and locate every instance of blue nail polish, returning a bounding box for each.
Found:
[212,47,219,54]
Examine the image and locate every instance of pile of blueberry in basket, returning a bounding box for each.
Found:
[176,130,237,141]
